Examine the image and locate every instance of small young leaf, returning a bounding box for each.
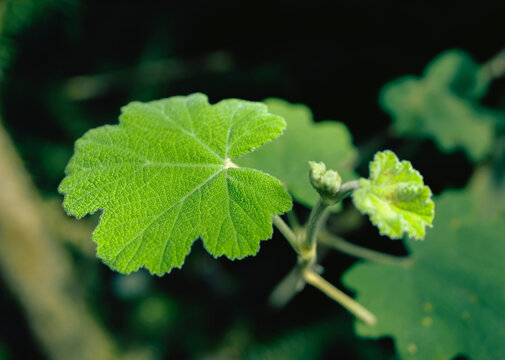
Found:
[344,191,505,360]
[352,150,434,240]
[237,99,357,209]
[59,93,292,275]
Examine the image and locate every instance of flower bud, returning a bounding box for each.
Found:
[309,161,342,201]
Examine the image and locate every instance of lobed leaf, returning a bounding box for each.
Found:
[344,191,505,360]
[380,49,502,161]
[352,151,434,240]
[59,93,292,275]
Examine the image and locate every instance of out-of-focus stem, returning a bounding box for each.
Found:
[268,266,305,308]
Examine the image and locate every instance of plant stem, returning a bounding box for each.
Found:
[286,210,302,232]
[318,230,412,266]
[303,269,377,326]
[268,266,305,308]
[339,179,361,194]
[305,198,329,250]
[272,214,300,252]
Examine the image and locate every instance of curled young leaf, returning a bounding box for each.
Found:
[352,150,434,240]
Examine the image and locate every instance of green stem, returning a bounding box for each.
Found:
[272,214,299,252]
[338,179,361,200]
[303,269,377,326]
[305,198,329,250]
[318,230,412,266]
[268,266,305,308]
[286,210,302,232]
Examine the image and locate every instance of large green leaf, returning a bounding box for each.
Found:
[344,190,505,360]
[59,93,292,275]
[380,49,501,161]
[237,98,357,208]
[352,151,434,240]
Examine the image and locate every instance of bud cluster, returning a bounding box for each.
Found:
[309,161,342,204]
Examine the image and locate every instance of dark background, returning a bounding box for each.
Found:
[1,0,504,358]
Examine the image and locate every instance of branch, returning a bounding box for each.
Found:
[42,198,95,256]
[272,214,300,253]
[285,210,302,232]
[318,230,412,266]
[0,120,122,360]
[303,269,377,326]
[268,266,305,308]
[305,198,328,251]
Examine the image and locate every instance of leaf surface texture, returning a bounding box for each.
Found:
[352,151,434,240]
[59,93,292,275]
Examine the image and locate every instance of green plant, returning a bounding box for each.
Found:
[56,40,505,355]
[59,93,434,329]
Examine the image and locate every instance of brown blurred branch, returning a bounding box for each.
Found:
[0,120,121,360]
[63,51,235,101]
[42,198,95,257]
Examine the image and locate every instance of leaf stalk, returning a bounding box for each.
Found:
[272,214,301,253]
[318,229,412,266]
[303,269,377,326]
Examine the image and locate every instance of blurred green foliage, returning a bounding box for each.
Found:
[0,343,7,360]
[345,190,505,359]
[0,0,75,76]
[380,50,504,161]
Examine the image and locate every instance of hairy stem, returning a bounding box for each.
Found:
[303,269,377,326]
[305,198,329,251]
[318,230,412,266]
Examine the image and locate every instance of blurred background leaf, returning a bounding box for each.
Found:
[344,190,505,359]
[380,50,505,161]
